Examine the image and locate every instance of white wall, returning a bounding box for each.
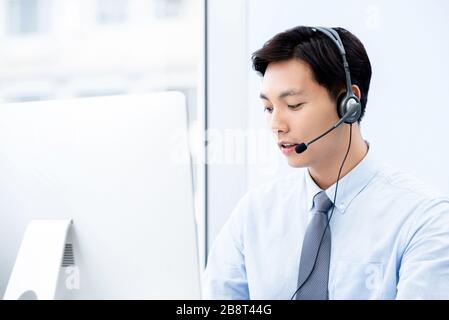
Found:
[206,0,249,253]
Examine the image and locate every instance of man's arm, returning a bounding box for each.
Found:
[396,199,449,299]
[202,196,250,300]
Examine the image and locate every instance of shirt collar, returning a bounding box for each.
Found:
[304,141,379,214]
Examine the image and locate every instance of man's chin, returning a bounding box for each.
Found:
[287,157,308,168]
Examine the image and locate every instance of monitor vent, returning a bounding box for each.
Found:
[62,243,75,267]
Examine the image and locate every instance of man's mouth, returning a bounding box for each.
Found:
[278,141,299,155]
[278,141,298,148]
[280,143,297,148]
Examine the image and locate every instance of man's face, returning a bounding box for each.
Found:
[260,58,345,168]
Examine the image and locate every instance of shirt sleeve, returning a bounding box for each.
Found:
[396,198,449,299]
[201,194,250,300]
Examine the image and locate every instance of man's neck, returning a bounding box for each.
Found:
[308,130,369,190]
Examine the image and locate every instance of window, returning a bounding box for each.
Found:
[96,0,128,25]
[6,0,51,35]
[152,0,183,19]
[0,0,206,268]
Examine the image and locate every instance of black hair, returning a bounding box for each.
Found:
[251,26,372,122]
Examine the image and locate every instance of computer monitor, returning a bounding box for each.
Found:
[0,92,201,299]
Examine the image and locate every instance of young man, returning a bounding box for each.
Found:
[202,26,449,299]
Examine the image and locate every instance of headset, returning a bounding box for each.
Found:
[290,27,361,299]
[294,27,362,155]
[317,27,362,124]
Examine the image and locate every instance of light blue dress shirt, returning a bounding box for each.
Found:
[202,144,449,299]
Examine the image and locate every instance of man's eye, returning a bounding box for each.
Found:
[263,106,273,113]
[288,103,305,109]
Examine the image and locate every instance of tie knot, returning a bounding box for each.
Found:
[313,191,333,214]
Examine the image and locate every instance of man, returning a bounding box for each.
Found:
[202,26,449,299]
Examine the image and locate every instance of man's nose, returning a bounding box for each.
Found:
[270,108,289,135]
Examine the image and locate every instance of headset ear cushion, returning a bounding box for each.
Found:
[336,92,346,118]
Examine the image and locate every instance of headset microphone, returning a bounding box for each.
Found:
[295,99,359,154]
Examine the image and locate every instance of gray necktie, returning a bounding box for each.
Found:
[295,191,333,300]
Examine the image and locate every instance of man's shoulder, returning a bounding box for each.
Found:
[374,162,448,202]
[245,168,305,201]
[370,163,449,231]
[223,169,307,239]
[230,168,306,221]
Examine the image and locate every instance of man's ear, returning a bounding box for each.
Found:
[351,84,362,100]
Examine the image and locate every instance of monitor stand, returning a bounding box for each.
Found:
[3,219,72,300]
